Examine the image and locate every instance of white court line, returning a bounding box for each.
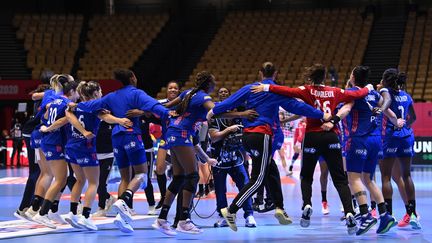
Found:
[0,215,156,239]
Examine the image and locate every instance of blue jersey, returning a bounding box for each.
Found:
[384,89,414,138]
[168,89,212,132]
[345,88,381,137]
[65,108,101,151]
[41,95,70,146]
[77,85,169,136]
[212,79,324,130]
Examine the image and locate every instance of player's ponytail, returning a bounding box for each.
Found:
[176,71,215,115]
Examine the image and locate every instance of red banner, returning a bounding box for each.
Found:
[412,103,432,136]
[0,80,123,100]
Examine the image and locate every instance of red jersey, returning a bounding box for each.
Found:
[268,84,370,133]
[294,121,306,143]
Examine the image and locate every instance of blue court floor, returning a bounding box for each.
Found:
[0,165,430,242]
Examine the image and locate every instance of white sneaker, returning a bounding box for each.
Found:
[147,205,157,215]
[78,217,98,231]
[33,213,56,229]
[300,205,313,228]
[245,215,257,228]
[24,207,38,222]
[92,208,107,217]
[114,214,134,233]
[111,199,133,222]
[176,219,203,234]
[48,210,67,224]
[64,212,84,229]
[221,207,237,232]
[152,218,177,236]
[105,205,117,217]
[321,202,330,215]
[346,213,358,235]
[105,195,116,211]
[14,208,28,221]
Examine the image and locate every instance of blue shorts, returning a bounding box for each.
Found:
[346,135,381,174]
[112,133,146,169]
[65,147,98,167]
[272,132,284,154]
[41,143,65,161]
[165,128,194,149]
[383,134,414,158]
[31,129,43,149]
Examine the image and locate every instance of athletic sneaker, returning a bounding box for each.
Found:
[321,202,330,215]
[398,213,410,227]
[155,198,165,210]
[152,218,177,236]
[274,208,292,225]
[176,219,203,234]
[287,165,293,176]
[65,212,84,229]
[356,213,377,235]
[114,214,134,233]
[370,208,377,218]
[14,208,29,221]
[48,210,67,224]
[105,205,117,217]
[252,198,263,212]
[214,217,228,228]
[147,205,157,215]
[409,213,422,230]
[221,207,237,232]
[92,208,107,217]
[300,205,313,228]
[345,213,358,235]
[376,212,396,234]
[111,199,133,223]
[245,215,257,228]
[24,207,38,222]
[130,208,137,216]
[105,195,116,210]
[78,217,98,231]
[33,213,56,229]
[259,200,276,213]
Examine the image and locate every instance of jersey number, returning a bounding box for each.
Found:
[398,106,404,119]
[47,107,57,125]
[314,100,331,114]
[72,115,86,133]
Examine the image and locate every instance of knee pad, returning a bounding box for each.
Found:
[168,175,185,194]
[134,173,148,189]
[183,172,200,193]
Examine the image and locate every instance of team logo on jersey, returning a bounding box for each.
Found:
[355,149,367,156]
[304,147,316,154]
[386,148,397,153]
[47,151,53,157]
[250,149,260,157]
[168,136,176,143]
[130,141,136,147]
[329,143,341,149]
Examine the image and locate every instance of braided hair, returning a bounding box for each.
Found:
[77,81,101,101]
[176,71,215,115]
[382,68,399,90]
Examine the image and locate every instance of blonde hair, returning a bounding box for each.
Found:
[77,81,101,101]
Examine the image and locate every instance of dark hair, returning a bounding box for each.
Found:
[40,70,54,85]
[167,80,180,88]
[114,69,135,86]
[176,71,214,115]
[397,72,407,90]
[382,68,405,90]
[30,84,51,94]
[77,81,101,100]
[261,62,276,78]
[218,87,231,95]
[63,80,78,95]
[352,66,370,87]
[304,64,326,84]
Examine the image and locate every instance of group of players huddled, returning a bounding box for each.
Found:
[12,62,420,237]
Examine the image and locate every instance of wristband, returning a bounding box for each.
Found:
[330,115,341,124]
